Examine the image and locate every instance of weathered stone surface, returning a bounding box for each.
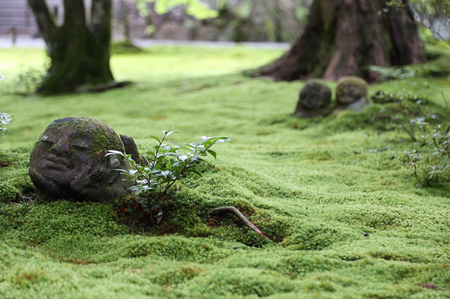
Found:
[335,76,368,105]
[29,117,131,202]
[295,81,332,118]
[120,134,148,166]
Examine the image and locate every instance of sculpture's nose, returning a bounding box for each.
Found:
[52,137,70,155]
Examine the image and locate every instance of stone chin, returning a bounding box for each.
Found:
[28,167,75,199]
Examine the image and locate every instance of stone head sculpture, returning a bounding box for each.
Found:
[295,80,332,118]
[29,117,131,202]
[335,76,370,112]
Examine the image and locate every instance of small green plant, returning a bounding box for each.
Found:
[107,130,231,225]
[371,90,435,142]
[402,125,450,187]
[1,73,13,136]
[371,90,428,105]
[0,111,13,135]
[15,67,45,94]
[370,89,450,187]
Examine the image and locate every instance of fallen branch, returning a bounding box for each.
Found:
[211,206,272,242]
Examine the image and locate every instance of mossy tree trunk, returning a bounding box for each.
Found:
[256,0,424,81]
[28,0,114,94]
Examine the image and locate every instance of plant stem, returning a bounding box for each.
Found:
[379,115,416,142]
[413,163,426,187]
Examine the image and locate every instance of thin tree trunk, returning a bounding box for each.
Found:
[256,0,423,82]
[27,0,57,47]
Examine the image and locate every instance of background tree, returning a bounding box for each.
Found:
[411,0,450,40]
[256,0,424,81]
[28,0,114,94]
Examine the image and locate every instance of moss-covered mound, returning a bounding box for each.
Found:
[0,46,449,298]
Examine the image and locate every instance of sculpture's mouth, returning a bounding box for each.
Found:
[45,155,71,170]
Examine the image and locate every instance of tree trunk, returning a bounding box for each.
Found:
[28,0,114,94]
[256,0,424,82]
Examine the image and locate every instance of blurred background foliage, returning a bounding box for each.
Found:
[111,0,449,43]
[115,0,313,42]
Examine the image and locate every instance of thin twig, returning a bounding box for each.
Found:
[413,163,426,187]
[211,206,272,242]
[378,115,416,141]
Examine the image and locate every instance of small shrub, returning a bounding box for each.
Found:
[369,89,450,187]
[108,130,230,226]
[0,111,13,135]
[14,66,45,94]
[370,90,442,142]
[371,90,428,105]
[402,125,450,186]
[1,71,13,137]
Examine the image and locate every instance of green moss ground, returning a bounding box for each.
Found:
[0,46,449,298]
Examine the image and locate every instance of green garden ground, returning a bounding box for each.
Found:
[0,45,449,298]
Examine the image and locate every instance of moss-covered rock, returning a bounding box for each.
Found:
[28,117,130,202]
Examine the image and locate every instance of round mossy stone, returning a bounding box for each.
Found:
[29,117,130,202]
[336,76,368,105]
[295,80,332,118]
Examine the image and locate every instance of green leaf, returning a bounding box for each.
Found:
[191,169,203,176]
[149,135,161,143]
[207,150,217,159]
[105,150,124,157]
[165,131,177,137]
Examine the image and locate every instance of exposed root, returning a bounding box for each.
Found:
[211,206,272,242]
[253,0,423,82]
[74,81,133,94]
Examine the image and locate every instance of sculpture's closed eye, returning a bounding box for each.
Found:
[72,143,90,150]
[40,135,55,145]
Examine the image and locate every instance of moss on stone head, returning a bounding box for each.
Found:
[336,76,368,105]
[43,117,125,161]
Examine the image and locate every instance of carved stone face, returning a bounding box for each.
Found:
[295,81,332,118]
[29,117,130,202]
[335,76,368,105]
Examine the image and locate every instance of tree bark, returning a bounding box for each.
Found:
[27,0,114,94]
[256,0,424,82]
[27,0,57,48]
